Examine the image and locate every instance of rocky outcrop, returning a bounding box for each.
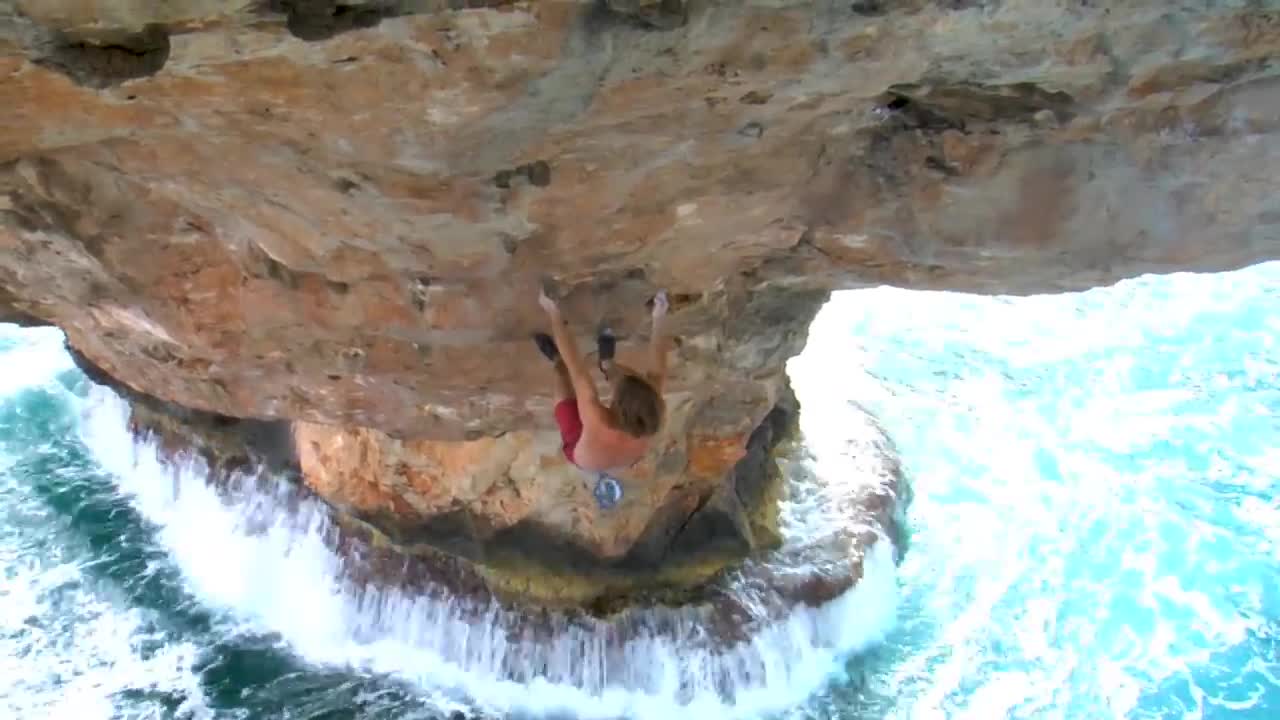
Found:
[290,380,797,603]
[2,1,1279,602]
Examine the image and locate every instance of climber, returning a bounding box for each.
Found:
[534,284,670,479]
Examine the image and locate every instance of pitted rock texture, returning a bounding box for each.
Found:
[2,0,1279,602]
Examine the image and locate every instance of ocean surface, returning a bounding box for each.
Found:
[1,262,1277,720]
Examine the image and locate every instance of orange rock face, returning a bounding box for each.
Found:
[3,1,1279,602]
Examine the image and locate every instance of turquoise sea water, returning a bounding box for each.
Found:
[1,262,1277,719]
[790,262,1279,720]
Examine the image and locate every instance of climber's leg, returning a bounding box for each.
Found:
[536,333,582,463]
[535,333,572,395]
[553,380,583,464]
[553,360,575,403]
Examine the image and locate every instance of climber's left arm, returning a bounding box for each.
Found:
[647,290,670,390]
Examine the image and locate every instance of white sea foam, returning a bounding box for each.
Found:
[0,435,208,719]
[0,566,206,720]
[788,264,1280,720]
[78,386,901,719]
[0,325,74,399]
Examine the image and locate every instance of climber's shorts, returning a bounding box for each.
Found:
[554,399,583,465]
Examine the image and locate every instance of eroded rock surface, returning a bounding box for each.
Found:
[2,0,1278,602]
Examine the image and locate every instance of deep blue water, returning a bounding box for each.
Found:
[1,262,1277,719]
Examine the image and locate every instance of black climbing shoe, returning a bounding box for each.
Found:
[597,328,616,362]
[597,328,616,376]
[533,333,559,362]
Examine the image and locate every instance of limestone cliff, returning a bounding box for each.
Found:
[1,0,1278,603]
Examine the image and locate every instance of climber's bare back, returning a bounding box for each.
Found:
[572,408,649,471]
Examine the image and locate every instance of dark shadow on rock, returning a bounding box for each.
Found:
[263,0,521,42]
[0,308,46,328]
[277,0,389,42]
[882,80,1077,127]
[592,0,688,31]
[664,487,755,562]
[35,25,171,89]
[803,79,1078,233]
[730,380,798,546]
[850,0,888,16]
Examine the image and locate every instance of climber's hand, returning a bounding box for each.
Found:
[538,283,559,315]
[651,290,669,319]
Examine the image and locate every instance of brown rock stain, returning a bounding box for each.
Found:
[840,25,889,61]
[687,434,748,480]
[1202,10,1280,58]
[940,130,1000,176]
[1001,156,1078,250]
[711,10,815,75]
[1054,29,1108,67]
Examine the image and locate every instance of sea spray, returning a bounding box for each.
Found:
[78,386,902,719]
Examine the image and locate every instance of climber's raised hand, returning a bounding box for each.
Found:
[538,280,560,316]
[651,290,669,319]
[648,290,670,389]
